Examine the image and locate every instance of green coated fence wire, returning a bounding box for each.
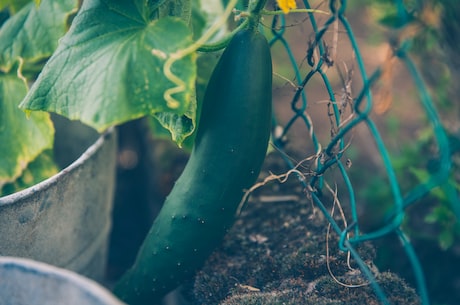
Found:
[267,0,453,304]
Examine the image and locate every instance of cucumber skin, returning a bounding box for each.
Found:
[114,29,272,304]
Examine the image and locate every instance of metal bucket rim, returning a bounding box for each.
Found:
[0,128,115,206]
[0,256,125,304]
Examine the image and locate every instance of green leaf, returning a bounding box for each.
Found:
[0,0,78,73]
[149,0,227,149]
[441,180,460,221]
[378,8,415,29]
[149,50,221,150]
[1,149,58,196]
[20,0,197,135]
[424,206,441,223]
[408,167,430,183]
[0,0,31,14]
[150,95,196,148]
[0,70,54,187]
[438,229,454,251]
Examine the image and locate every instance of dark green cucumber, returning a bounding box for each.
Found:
[113,28,272,304]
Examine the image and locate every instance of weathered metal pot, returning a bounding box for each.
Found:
[0,119,117,281]
[0,256,125,305]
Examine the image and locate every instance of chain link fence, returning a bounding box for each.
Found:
[267,1,457,304]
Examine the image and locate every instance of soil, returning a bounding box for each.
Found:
[186,154,421,304]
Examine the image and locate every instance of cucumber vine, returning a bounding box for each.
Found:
[155,0,239,109]
[156,0,327,111]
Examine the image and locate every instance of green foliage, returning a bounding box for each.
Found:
[409,159,460,250]
[0,0,31,14]
[361,127,460,251]
[0,0,76,193]
[424,204,460,250]
[20,0,197,146]
[377,7,415,29]
[0,0,77,75]
[0,0,230,190]
[0,70,54,188]
[148,0,227,149]
[1,150,58,196]
[358,0,460,252]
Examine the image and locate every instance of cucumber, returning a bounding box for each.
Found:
[113,28,272,304]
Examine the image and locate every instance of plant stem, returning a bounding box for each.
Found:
[247,0,267,29]
[250,0,268,15]
[261,8,329,16]
[197,20,249,52]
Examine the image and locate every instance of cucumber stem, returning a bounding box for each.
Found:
[197,20,249,52]
[247,0,268,30]
[250,0,269,16]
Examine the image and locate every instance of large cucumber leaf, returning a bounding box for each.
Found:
[20,0,197,138]
[0,70,54,188]
[0,0,78,74]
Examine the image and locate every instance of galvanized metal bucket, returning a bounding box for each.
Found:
[0,120,117,281]
[0,256,125,305]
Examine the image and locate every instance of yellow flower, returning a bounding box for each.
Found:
[277,0,297,14]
